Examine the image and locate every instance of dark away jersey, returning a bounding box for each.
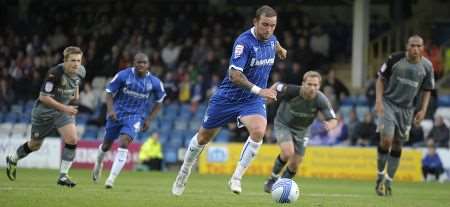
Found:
[275,85,336,131]
[34,63,86,115]
[378,52,435,108]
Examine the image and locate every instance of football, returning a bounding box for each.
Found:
[271,178,300,203]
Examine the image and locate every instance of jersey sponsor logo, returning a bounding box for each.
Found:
[122,87,149,99]
[44,81,54,92]
[234,44,244,58]
[250,58,275,67]
[396,76,419,88]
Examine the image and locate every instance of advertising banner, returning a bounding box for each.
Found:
[199,144,423,181]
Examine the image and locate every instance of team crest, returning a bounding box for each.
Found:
[234,44,244,58]
[44,81,54,92]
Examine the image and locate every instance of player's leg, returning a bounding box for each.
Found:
[384,137,403,196]
[92,119,120,182]
[6,120,52,181]
[229,114,267,194]
[264,142,293,193]
[172,126,220,196]
[375,105,395,196]
[57,122,79,187]
[172,100,232,196]
[281,134,307,179]
[105,133,133,188]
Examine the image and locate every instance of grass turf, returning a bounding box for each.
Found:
[1,168,449,207]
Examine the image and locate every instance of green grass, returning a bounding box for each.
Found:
[1,168,449,207]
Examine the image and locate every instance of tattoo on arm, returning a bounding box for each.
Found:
[229,69,254,90]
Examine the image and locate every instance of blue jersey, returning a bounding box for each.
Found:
[212,27,277,104]
[106,67,166,120]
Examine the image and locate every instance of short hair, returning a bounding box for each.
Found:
[407,34,423,44]
[63,46,83,61]
[303,71,322,82]
[255,5,277,19]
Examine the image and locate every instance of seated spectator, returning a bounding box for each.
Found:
[347,109,360,145]
[321,69,349,106]
[354,112,377,147]
[139,132,163,171]
[78,82,97,114]
[405,122,425,147]
[422,140,445,182]
[427,115,450,148]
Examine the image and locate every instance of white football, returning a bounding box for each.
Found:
[271,178,300,203]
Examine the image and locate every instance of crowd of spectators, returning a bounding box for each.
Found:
[0,1,448,148]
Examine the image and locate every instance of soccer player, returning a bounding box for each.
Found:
[263,71,337,193]
[91,53,166,189]
[172,5,287,196]
[5,46,85,187]
[375,35,434,196]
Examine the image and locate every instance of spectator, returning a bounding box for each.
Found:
[347,109,360,146]
[139,132,163,171]
[78,82,97,114]
[405,121,425,147]
[354,112,377,147]
[422,140,445,182]
[427,115,450,148]
[322,69,350,105]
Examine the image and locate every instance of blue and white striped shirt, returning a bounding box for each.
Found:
[213,27,277,104]
[106,67,166,120]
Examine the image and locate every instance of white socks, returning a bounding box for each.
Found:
[232,137,262,180]
[107,148,128,182]
[60,160,73,175]
[96,144,107,164]
[181,134,205,172]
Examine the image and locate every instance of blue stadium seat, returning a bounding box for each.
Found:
[163,147,178,164]
[82,125,99,140]
[4,112,18,123]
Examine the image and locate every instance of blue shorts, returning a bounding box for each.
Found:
[104,117,142,141]
[202,99,266,129]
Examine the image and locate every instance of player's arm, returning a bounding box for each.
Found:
[415,64,435,124]
[275,41,287,60]
[105,92,117,120]
[39,69,77,115]
[270,82,300,100]
[375,76,384,117]
[143,80,166,131]
[228,69,276,100]
[318,93,338,131]
[105,72,125,121]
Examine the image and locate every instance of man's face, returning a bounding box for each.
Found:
[407,37,423,59]
[134,55,149,74]
[64,54,82,74]
[302,76,320,99]
[254,14,277,40]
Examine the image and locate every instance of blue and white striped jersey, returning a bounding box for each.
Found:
[213,27,277,103]
[106,67,166,120]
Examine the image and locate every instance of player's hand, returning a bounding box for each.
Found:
[414,110,426,125]
[107,110,118,121]
[275,42,287,60]
[142,120,150,132]
[62,105,78,116]
[375,101,384,118]
[276,47,287,60]
[259,88,277,101]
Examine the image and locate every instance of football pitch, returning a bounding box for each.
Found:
[1,168,449,207]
